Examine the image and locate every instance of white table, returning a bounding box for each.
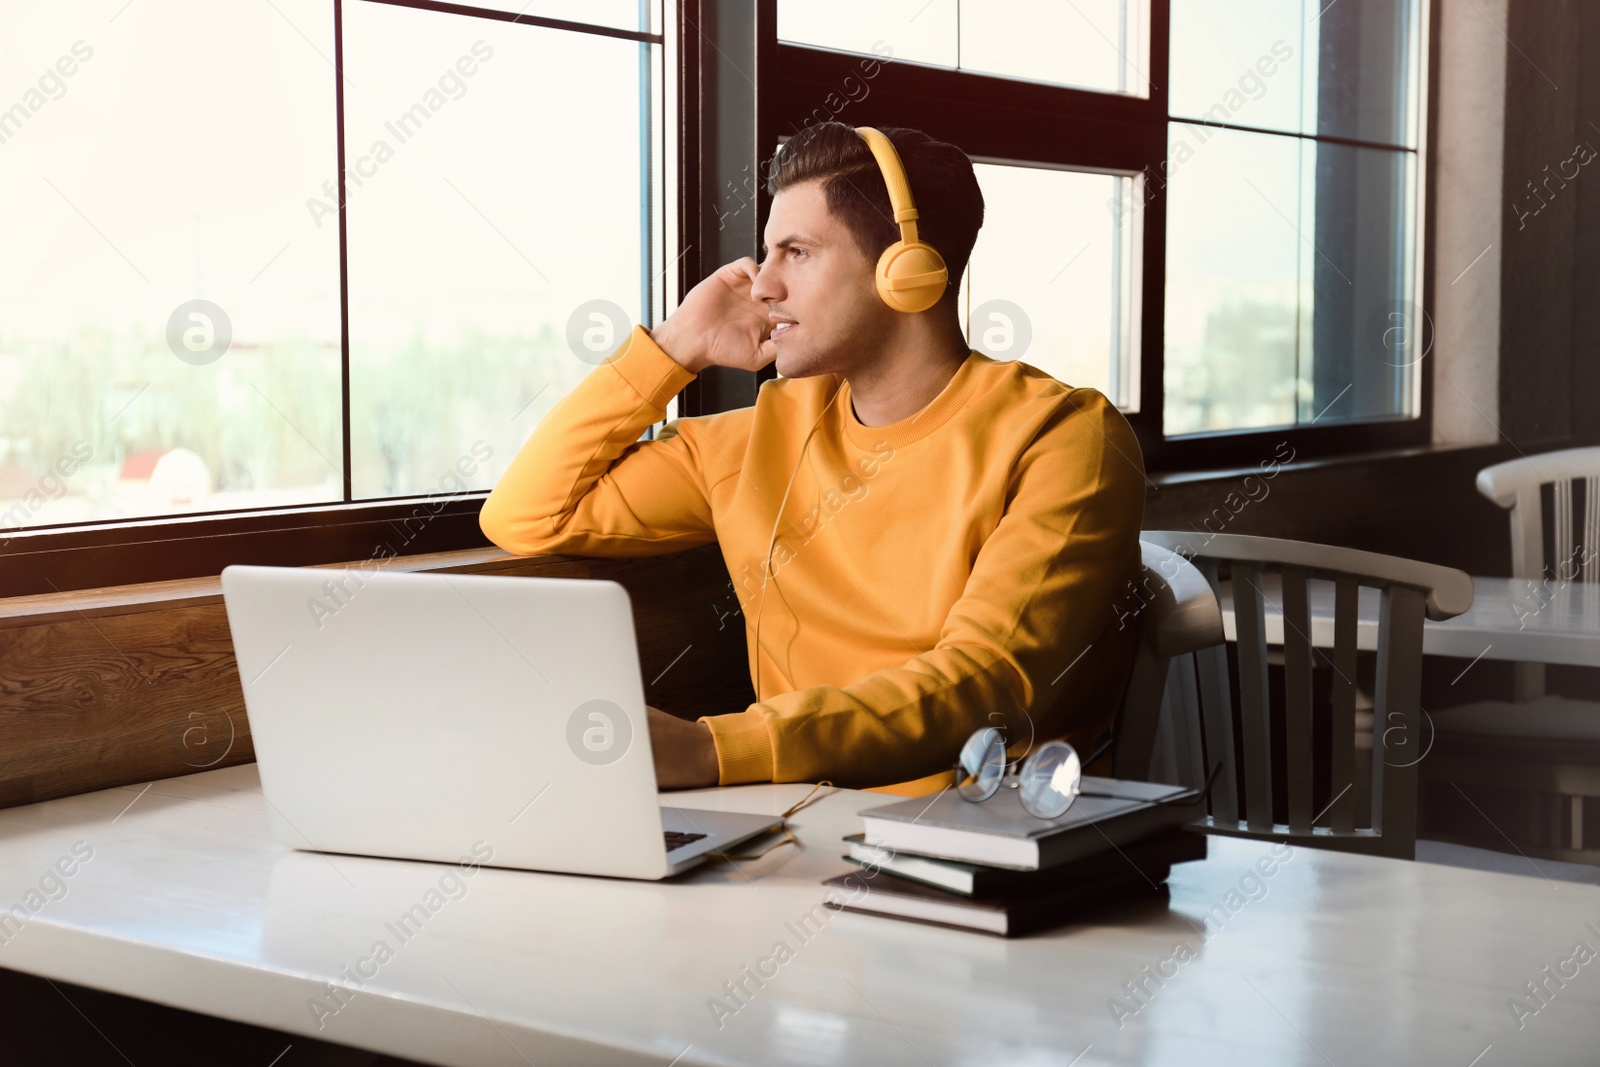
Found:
[1,765,1597,1065]
[1221,575,1600,666]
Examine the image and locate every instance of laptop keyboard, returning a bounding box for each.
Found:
[664,830,708,852]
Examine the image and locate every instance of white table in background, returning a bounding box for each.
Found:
[1220,575,1600,666]
[0,764,1596,1066]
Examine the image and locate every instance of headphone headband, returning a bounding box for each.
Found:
[854,126,923,248]
[853,126,949,313]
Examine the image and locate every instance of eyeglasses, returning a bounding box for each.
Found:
[954,726,1083,819]
[956,726,1226,821]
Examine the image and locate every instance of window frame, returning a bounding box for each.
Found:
[3,0,1439,595]
[1,0,675,596]
[763,0,1439,472]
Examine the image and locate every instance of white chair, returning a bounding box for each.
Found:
[1477,446,1600,699]
[1427,447,1600,862]
[1138,531,1474,861]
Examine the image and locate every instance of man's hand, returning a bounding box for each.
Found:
[647,705,720,790]
[649,258,776,375]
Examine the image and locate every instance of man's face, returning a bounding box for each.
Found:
[750,180,890,378]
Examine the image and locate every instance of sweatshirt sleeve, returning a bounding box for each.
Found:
[479,324,747,558]
[699,388,1147,788]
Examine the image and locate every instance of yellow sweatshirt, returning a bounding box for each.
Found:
[479,325,1147,794]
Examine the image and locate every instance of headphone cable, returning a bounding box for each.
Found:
[751,378,847,705]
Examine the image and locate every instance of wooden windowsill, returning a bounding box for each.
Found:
[0,546,525,628]
[0,541,752,811]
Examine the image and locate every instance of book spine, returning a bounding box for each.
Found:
[1035,807,1202,869]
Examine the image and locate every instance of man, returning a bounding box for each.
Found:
[480,122,1146,795]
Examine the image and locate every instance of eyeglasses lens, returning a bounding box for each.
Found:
[1018,740,1082,818]
[955,727,1007,801]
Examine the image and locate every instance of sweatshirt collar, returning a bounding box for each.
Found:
[838,350,986,450]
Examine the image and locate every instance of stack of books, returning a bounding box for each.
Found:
[820,776,1208,937]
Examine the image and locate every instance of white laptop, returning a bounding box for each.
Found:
[220,564,783,880]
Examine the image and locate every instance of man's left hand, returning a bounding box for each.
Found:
[646,705,719,790]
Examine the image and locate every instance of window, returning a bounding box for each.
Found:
[763,134,1143,407]
[1164,0,1425,436]
[778,0,1150,96]
[772,0,1433,469]
[3,0,1434,591]
[1,0,343,530]
[341,1,665,498]
[961,163,1141,409]
[0,0,670,532]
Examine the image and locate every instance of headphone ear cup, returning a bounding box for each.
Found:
[876,240,949,313]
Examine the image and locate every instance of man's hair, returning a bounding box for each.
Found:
[765,122,984,307]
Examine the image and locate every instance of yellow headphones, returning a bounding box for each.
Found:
[854,126,950,313]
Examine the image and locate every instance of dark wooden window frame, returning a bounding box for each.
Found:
[3,0,677,597]
[4,0,1439,597]
[762,0,1440,474]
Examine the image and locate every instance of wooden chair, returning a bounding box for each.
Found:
[1109,540,1225,780]
[1427,447,1600,861]
[1139,531,1474,861]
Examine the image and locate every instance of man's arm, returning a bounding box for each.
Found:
[480,259,775,558]
[695,389,1147,788]
[479,325,735,557]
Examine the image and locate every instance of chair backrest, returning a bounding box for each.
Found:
[1110,541,1224,780]
[1141,531,1474,861]
[1478,447,1600,584]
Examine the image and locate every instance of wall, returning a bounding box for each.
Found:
[1499,0,1599,445]
[1433,0,1508,446]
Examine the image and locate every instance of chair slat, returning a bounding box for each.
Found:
[1329,578,1359,834]
[1145,663,1181,784]
[1195,560,1239,825]
[1510,486,1544,581]
[1279,567,1315,831]
[1554,478,1574,579]
[1372,584,1426,860]
[1232,563,1275,832]
[1585,476,1599,583]
[1161,652,1207,790]
[1508,486,1549,702]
